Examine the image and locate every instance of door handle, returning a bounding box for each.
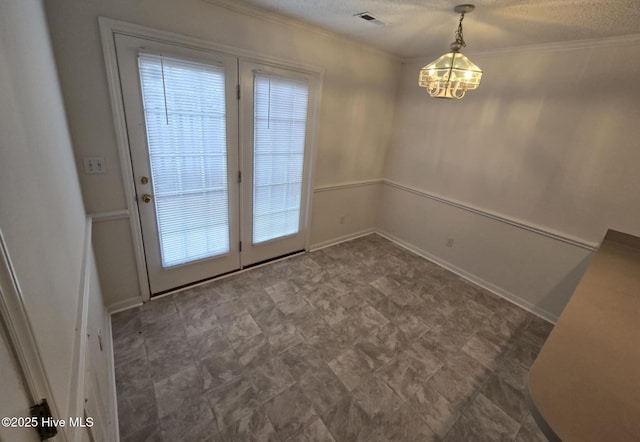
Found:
[141,194,152,203]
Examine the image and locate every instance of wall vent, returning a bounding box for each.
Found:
[354,11,387,26]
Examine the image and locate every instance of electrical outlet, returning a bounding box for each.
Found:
[446,238,454,247]
[339,215,345,224]
[83,157,106,174]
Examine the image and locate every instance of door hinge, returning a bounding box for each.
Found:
[238,170,242,183]
[239,241,242,252]
[236,84,240,100]
[30,399,58,440]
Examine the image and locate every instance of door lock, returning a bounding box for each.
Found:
[141,194,152,203]
[140,176,149,184]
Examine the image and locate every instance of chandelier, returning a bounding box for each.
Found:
[418,4,482,99]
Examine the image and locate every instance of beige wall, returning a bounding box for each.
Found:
[387,43,640,243]
[382,40,640,319]
[42,0,640,320]
[44,0,399,307]
[377,185,593,321]
[0,0,88,419]
[310,183,381,249]
[91,218,141,309]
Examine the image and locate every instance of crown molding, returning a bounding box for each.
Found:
[200,0,401,62]
[404,33,640,63]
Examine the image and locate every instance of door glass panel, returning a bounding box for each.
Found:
[252,73,309,244]
[138,53,230,267]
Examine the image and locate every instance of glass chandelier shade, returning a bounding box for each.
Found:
[418,51,482,99]
[418,5,482,99]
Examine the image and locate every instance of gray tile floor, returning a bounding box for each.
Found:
[112,234,552,441]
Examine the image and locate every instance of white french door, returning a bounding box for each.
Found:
[115,35,315,295]
[239,61,315,266]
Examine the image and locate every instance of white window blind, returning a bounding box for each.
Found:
[252,73,309,244]
[138,53,230,267]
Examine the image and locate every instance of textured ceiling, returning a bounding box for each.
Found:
[207,0,640,58]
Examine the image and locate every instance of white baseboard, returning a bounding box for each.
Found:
[375,229,558,324]
[309,228,377,252]
[105,316,120,442]
[108,298,143,315]
[106,226,558,323]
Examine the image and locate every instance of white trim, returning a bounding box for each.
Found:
[200,0,400,62]
[90,210,129,223]
[0,229,69,441]
[99,18,152,302]
[238,60,322,266]
[99,17,325,75]
[303,67,324,254]
[107,298,143,315]
[314,179,383,193]
[382,180,598,251]
[99,17,328,299]
[309,228,377,252]
[67,217,93,442]
[475,33,640,58]
[375,229,558,324]
[151,250,307,303]
[405,33,640,63]
[105,315,121,442]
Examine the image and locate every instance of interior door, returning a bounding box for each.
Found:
[239,61,316,266]
[115,35,240,294]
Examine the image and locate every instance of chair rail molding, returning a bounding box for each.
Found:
[382,180,598,252]
[90,209,129,223]
[313,179,383,193]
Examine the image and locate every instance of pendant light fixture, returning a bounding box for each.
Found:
[418,4,482,99]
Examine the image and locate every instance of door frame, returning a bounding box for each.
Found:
[114,35,243,295]
[99,17,323,301]
[0,228,71,442]
[239,60,319,266]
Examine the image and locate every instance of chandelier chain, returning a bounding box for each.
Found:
[455,12,467,49]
